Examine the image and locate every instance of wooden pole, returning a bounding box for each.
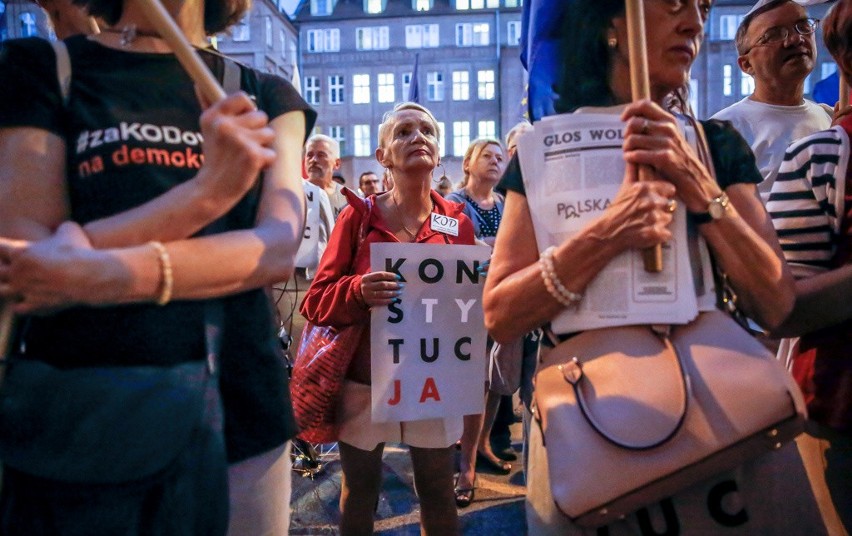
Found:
[840,73,849,110]
[625,0,663,273]
[134,0,226,103]
[87,16,101,35]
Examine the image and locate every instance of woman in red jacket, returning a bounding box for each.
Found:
[301,102,474,535]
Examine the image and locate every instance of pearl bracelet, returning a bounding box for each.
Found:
[539,246,583,307]
[149,241,173,306]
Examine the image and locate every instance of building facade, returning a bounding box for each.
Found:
[295,0,525,186]
[0,0,299,80]
[0,0,841,188]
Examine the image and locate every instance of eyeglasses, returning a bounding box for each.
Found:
[746,18,819,53]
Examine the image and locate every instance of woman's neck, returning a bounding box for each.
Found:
[95,1,207,52]
[391,172,433,211]
[464,179,494,205]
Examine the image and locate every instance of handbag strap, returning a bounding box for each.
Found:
[551,325,691,451]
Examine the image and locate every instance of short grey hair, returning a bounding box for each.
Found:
[735,0,791,56]
[377,102,441,150]
[305,134,340,160]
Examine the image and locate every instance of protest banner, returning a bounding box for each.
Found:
[370,242,490,423]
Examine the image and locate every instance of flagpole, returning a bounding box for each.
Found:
[625,0,663,272]
[134,0,227,103]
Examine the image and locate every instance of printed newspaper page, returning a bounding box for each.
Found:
[517,112,700,333]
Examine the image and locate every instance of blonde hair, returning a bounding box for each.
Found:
[505,121,533,154]
[377,102,441,150]
[460,138,503,188]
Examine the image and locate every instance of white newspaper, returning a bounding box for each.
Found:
[518,111,716,334]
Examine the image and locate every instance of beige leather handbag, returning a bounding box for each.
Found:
[533,310,806,528]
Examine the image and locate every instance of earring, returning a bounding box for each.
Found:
[607,35,618,50]
[436,162,448,183]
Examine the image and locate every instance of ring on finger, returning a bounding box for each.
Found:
[641,119,650,136]
[666,199,677,213]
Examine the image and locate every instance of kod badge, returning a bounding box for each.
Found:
[430,213,459,236]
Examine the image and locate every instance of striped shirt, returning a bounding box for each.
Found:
[767,125,850,278]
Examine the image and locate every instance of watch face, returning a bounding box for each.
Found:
[709,200,725,219]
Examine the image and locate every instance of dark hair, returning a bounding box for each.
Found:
[823,0,852,81]
[554,0,693,115]
[555,0,623,113]
[359,171,377,183]
[72,0,251,35]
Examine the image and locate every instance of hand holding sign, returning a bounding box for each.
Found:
[360,271,404,307]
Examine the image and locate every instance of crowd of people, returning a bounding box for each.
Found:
[0,0,849,534]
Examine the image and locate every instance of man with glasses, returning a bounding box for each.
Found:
[712,0,832,202]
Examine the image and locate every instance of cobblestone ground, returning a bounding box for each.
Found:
[290,425,527,535]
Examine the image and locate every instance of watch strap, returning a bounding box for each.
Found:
[689,210,713,225]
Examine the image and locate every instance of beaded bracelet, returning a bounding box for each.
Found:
[149,241,173,306]
[539,246,583,307]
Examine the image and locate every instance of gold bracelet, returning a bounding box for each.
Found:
[149,241,173,306]
[540,246,583,307]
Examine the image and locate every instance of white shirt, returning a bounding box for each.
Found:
[711,97,831,203]
[295,179,335,279]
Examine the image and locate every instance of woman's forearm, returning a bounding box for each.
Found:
[484,193,626,343]
[84,111,306,249]
[697,184,794,331]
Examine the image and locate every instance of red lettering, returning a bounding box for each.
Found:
[388,379,401,406]
[112,144,129,166]
[130,148,145,164]
[419,377,440,403]
[171,150,186,168]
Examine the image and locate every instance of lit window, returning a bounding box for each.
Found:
[378,73,395,103]
[402,72,413,99]
[821,62,837,79]
[452,71,470,101]
[804,75,812,95]
[353,74,371,104]
[354,124,372,156]
[265,17,272,48]
[453,121,471,156]
[723,64,732,97]
[504,0,519,7]
[478,120,496,139]
[364,0,385,13]
[330,126,346,156]
[718,15,743,40]
[427,71,444,101]
[304,77,320,105]
[232,15,250,42]
[457,0,469,9]
[507,21,521,46]
[307,29,340,53]
[477,70,495,100]
[740,72,755,96]
[329,75,345,104]
[20,12,37,37]
[456,23,489,47]
[311,0,334,16]
[414,0,432,11]
[406,24,439,48]
[356,26,389,50]
[437,121,446,157]
[279,30,286,59]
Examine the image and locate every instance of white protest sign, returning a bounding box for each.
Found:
[370,242,490,423]
[295,180,321,270]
